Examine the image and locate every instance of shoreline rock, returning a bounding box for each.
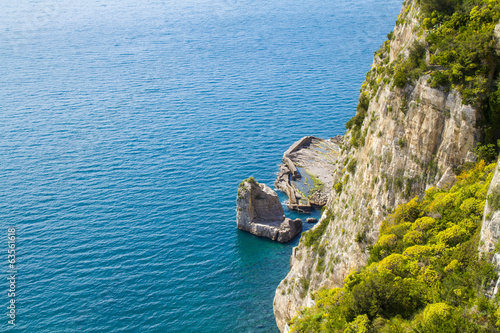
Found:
[273,0,480,329]
[275,136,341,211]
[236,177,302,243]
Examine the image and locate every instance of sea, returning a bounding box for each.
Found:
[0,0,402,331]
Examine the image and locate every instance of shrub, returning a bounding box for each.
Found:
[355,229,368,244]
[413,303,482,332]
[346,94,370,148]
[344,315,370,333]
[302,214,332,249]
[392,42,428,88]
[412,217,437,232]
[347,159,357,174]
[290,161,499,332]
[334,181,343,194]
[299,277,310,298]
[475,142,499,164]
[378,234,398,248]
[489,186,500,211]
[397,137,407,148]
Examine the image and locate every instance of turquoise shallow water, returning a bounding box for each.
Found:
[1,0,401,331]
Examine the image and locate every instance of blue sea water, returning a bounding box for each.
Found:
[0,0,402,331]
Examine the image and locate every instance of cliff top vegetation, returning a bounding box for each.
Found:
[291,160,499,332]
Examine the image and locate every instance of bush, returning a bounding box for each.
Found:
[430,70,450,88]
[425,1,500,108]
[347,159,357,174]
[290,161,499,332]
[412,303,482,332]
[299,277,310,298]
[392,42,428,88]
[489,186,500,211]
[420,0,460,17]
[344,315,370,333]
[346,94,370,148]
[475,141,499,164]
[302,214,332,249]
[355,229,368,244]
[393,67,409,88]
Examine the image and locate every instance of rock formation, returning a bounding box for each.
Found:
[479,159,500,297]
[273,1,481,331]
[275,136,340,211]
[236,177,302,243]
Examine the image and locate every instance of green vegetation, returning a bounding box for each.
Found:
[424,0,500,147]
[309,173,325,198]
[238,177,259,199]
[347,159,358,174]
[476,140,500,163]
[290,161,499,332]
[393,42,427,88]
[355,228,368,244]
[346,94,370,148]
[425,0,500,101]
[246,176,258,185]
[299,276,311,298]
[302,211,334,251]
[334,181,343,194]
[239,176,258,188]
[397,137,407,148]
[334,174,350,195]
[347,0,500,149]
[489,185,500,210]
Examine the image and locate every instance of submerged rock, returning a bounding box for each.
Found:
[306,218,318,223]
[236,177,302,243]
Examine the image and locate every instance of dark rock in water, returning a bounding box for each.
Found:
[277,218,302,243]
[306,218,318,223]
[236,177,302,243]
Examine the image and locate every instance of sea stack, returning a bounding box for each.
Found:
[236,177,302,243]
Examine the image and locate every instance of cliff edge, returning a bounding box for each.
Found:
[273,0,492,329]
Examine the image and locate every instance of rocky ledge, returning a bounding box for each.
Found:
[236,177,302,243]
[275,136,341,211]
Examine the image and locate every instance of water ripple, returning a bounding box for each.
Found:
[0,0,402,331]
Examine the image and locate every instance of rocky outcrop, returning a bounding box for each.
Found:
[479,161,500,255]
[275,136,341,211]
[236,178,302,243]
[479,159,500,297]
[273,1,480,331]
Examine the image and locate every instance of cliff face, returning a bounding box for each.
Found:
[273,1,480,330]
[479,160,500,256]
[479,159,500,297]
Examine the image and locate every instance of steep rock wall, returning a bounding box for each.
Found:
[273,1,480,331]
[479,158,500,297]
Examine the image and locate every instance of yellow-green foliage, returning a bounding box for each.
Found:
[412,216,436,232]
[377,234,398,248]
[344,315,370,333]
[301,210,334,250]
[290,161,498,332]
[444,259,459,273]
[403,245,434,260]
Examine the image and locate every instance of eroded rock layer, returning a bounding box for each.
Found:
[237,178,302,243]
